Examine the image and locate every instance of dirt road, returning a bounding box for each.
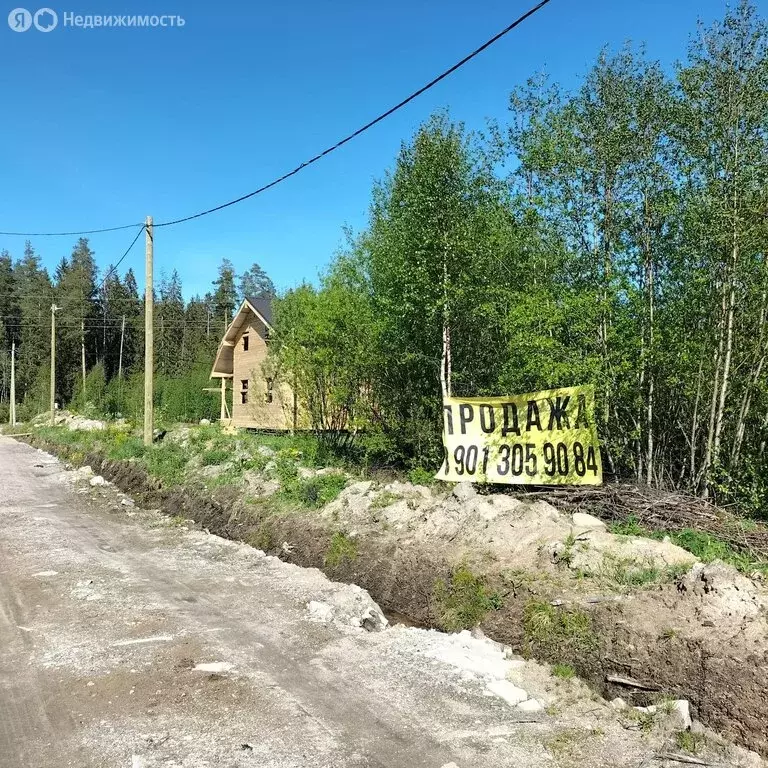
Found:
[0,437,762,768]
[0,437,526,767]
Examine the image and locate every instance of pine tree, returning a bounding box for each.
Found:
[156,270,185,375]
[14,242,53,411]
[212,259,237,332]
[55,238,99,404]
[238,262,276,301]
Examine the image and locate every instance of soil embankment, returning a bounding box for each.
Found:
[27,435,768,757]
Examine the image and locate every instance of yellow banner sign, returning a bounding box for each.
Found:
[438,385,603,486]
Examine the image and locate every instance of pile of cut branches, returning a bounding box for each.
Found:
[514,483,768,564]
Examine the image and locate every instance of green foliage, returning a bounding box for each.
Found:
[270,260,376,449]
[201,447,230,466]
[277,464,347,509]
[324,532,358,568]
[599,554,688,589]
[676,730,708,754]
[261,3,768,514]
[104,431,145,461]
[71,361,107,415]
[609,516,646,537]
[433,565,504,631]
[143,443,188,487]
[408,466,435,486]
[670,528,766,574]
[298,474,347,508]
[238,262,276,300]
[551,663,576,680]
[609,516,768,576]
[5,2,768,523]
[523,600,598,660]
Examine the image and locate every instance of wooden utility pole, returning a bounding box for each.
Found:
[144,217,154,446]
[9,340,16,427]
[118,314,126,379]
[50,304,58,426]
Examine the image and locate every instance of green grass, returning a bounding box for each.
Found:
[599,554,690,589]
[676,730,708,754]
[523,600,598,660]
[272,454,347,509]
[201,447,231,466]
[432,565,504,632]
[369,490,402,509]
[105,434,146,461]
[407,466,434,486]
[609,515,768,576]
[324,531,358,568]
[143,443,188,487]
[609,515,646,537]
[551,663,576,680]
[294,474,347,508]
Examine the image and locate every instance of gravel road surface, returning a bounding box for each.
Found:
[0,437,762,768]
[0,437,534,768]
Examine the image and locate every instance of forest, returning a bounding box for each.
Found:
[2,1,767,513]
[0,243,274,425]
[269,1,768,511]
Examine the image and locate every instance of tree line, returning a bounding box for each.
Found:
[268,0,768,512]
[0,239,275,424]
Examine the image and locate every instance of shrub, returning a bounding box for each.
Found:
[408,466,435,486]
[295,474,347,508]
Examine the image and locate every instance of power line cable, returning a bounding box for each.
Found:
[0,0,551,238]
[96,225,145,292]
[0,222,143,238]
[153,0,551,229]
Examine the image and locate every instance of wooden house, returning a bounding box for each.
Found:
[210,297,298,430]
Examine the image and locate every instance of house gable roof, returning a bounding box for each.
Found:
[210,296,273,378]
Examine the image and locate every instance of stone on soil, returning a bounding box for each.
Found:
[452,482,476,501]
[486,680,529,707]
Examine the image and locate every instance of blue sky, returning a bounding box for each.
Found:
[0,0,757,299]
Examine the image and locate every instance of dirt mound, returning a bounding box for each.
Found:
[324,480,696,579]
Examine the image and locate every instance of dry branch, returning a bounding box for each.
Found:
[510,482,768,563]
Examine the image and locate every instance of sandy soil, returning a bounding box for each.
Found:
[1,437,763,768]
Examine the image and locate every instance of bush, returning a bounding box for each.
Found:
[295,473,347,508]
[408,466,435,486]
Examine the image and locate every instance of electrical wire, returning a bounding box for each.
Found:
[0,0,551,237]
[95,225,145,292]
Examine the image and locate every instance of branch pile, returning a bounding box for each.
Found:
[514,483,768,564]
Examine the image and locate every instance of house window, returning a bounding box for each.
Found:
[265,377,274,404]
[243,334,249,351]
[241,379,249,405]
